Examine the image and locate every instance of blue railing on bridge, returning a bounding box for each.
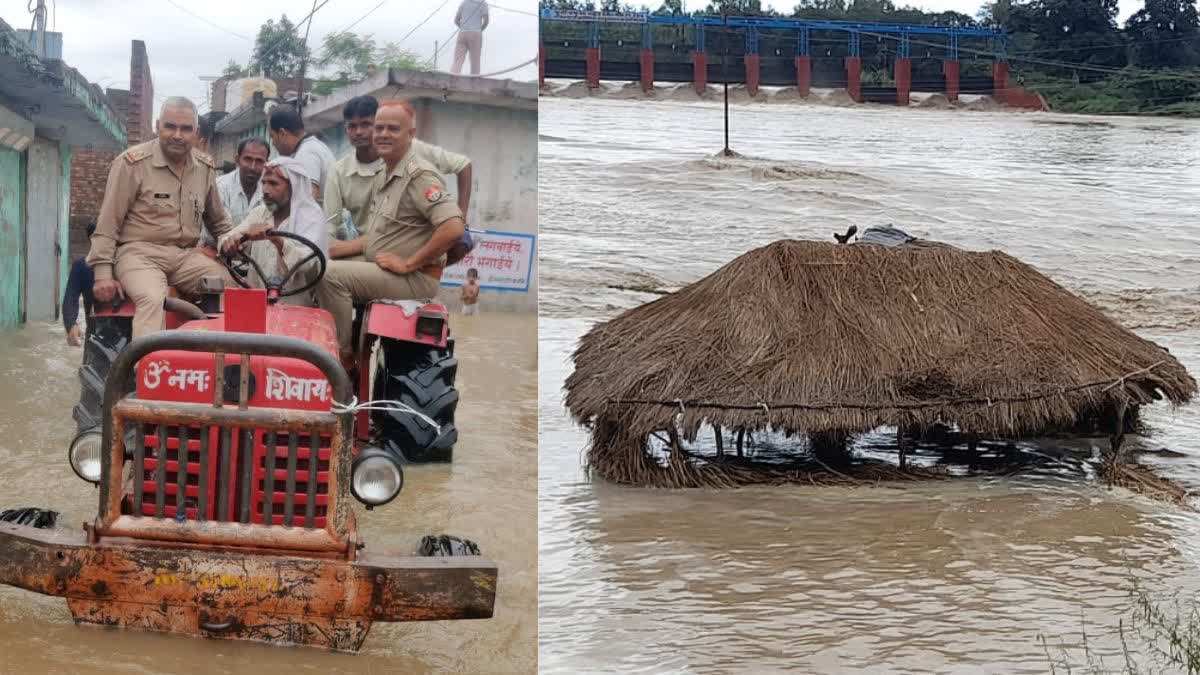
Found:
[539,8,1006,44]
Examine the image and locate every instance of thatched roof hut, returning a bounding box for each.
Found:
[565,234,1196,488]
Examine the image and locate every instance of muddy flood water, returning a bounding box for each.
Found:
[538,94,1200,673]
[0,312,536,673]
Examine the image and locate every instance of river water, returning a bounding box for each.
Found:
[0,312,536,674]
[538,92,1200,673]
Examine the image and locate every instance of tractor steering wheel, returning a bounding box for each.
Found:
[221,229,327,299]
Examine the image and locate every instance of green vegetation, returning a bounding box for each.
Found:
[221,14,429,96]
[1022,69,1200,114]
[1042,583,1200,673]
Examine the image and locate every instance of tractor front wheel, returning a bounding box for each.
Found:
[73,316,133,434]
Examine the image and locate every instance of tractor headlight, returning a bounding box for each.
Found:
[69,429,103,484]
[351,447,403,507]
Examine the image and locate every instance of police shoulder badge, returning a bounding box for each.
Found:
[124,146,151,164]
[423,184,443,202]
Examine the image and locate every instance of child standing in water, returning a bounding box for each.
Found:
[461,268,481,315]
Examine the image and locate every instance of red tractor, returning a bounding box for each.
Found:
[0,231,495,651]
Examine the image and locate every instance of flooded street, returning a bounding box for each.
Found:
[539,94,1200,673]
[0,313,536,674]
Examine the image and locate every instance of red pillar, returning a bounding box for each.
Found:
[585,47,601,89]
[693,51,707,95]
[744,54,760,97]
[795,55,811,98]
[538,46,546,86]
[943,60,960,102]
[846,56,862,103]
[639,49,654,93]
[895,57,911,106]
[993,61,1010,103]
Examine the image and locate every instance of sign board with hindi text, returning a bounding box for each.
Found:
[441,230,536,293]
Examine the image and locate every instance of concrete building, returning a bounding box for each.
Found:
[212,69,538,313]
[0,19,126,327]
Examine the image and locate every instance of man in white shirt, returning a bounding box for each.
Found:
[218,157,328,306]
[452,0,489,76]
[200,137,268,252]
[268,105,335,204]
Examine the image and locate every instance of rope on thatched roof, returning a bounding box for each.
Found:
[606,361,1168,414]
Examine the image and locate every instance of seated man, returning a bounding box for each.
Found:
[86,97,236,338]
[198,137,268,253]
[324,96,474,263]
[218,157,328,307]
[316,101,465,369]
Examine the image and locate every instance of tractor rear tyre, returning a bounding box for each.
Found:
[73,316,133,434]
[372,337,459,463]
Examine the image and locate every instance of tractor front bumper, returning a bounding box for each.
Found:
[0,521,497,651]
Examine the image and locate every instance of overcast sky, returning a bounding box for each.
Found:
[6,0,538,116]
[6,0,1143,118]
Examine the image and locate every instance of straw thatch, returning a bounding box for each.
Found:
[565,237,1196,488]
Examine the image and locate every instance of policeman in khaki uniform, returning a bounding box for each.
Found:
[87,97,236,338]
[316,101,466,365]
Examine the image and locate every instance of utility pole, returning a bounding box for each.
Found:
[721,8,731,156]
[296,0,320,113]
[434,41,439,70]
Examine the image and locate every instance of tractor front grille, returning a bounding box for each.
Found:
[132,423,331,528]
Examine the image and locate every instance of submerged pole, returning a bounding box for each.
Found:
[667,424,685,466]
[722,11,730,156]
[1106,399,1129,471]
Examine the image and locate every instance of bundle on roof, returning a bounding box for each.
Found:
[564,236,1196,488]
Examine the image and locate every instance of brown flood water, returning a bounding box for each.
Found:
[0,312,536,674]
[539,94,1200,673]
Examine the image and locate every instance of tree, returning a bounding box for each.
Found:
[977,0,1015,27]
[792,0,848,20]
[1008,0,1127,68]
[317,31,377,82]
[1125,0,1200,68]
[221,60,246,79]
[250,14,310,78]
[376,42,426,70]
[704,0,776,15]
[311,33,428,95]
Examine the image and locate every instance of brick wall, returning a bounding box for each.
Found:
[105,88,129,125]
[274,77,311,99]
[211,76,228,113]
[67,40,153,260]
[127,40,153,144]
[68,148,115,258]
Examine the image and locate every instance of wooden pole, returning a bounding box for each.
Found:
[897,429,908,470]
[667,424,683,465]
[714,425,724,457]
[736,427,745,458]
[1107,399,1129,469]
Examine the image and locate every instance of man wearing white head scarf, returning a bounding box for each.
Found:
[218,157,329,306]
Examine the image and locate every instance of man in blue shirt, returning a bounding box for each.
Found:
[63,223,96,346]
